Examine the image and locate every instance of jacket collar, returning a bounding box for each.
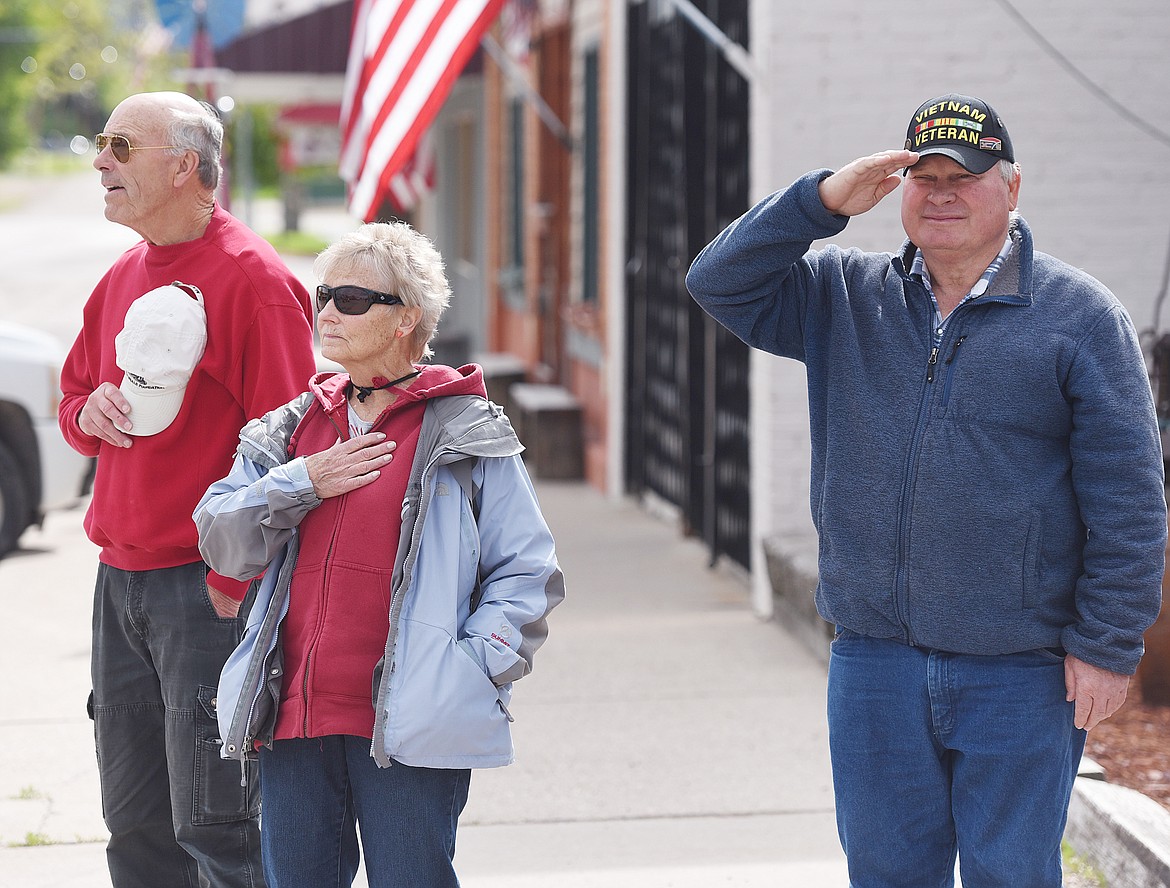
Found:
[894,215,1034,307]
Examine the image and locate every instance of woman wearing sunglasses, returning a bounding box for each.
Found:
[194,221,564,888]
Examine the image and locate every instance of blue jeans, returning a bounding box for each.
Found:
[91,562,264,888]
[258,735,471,888]
[827,630,1085,888]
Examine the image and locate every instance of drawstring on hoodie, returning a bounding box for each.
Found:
[350,369,423,403]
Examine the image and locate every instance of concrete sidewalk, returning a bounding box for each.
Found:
[0,481,846,887]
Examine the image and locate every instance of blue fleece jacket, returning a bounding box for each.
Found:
[686,170,1165,674]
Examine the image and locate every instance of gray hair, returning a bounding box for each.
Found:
[314,222,452,361]
[999,160,1022,222]
[167,100,223,190]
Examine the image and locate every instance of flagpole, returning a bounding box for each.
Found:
[480,33,574,153]
[648,0,756,82]
[341,0,511,221]
[187,0,232,210]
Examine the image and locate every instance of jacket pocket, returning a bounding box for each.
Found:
[384,620,513,763]
[1021,512,1041,609]
[905,502,1047,653]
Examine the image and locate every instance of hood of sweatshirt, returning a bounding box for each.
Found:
[307,363,488,423]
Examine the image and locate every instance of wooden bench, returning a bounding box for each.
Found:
[509,383,584,480]
[475,352,528,418]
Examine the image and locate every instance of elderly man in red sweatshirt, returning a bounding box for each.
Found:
[58,91,316,888]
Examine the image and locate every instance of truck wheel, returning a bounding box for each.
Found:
[0,441,31,557]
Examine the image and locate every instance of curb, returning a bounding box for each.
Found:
[1066,774,1170,888]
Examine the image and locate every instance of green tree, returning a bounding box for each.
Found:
[28,0,142,148]
[0,0,40,165]
[246,104,285,191]
[1,0,180,167]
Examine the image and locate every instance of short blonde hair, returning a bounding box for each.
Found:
[313,222,452,360]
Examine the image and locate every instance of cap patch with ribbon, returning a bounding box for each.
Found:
[905,93,1014,174]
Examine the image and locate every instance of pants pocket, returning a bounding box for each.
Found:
[192,685,259,825]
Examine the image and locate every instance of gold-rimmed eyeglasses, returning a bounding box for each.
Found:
[94,133,179,164]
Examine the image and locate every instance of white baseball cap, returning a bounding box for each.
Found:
[115,282,207,437]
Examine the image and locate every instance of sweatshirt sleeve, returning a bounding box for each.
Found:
[58,322,104,458]
[1060,303,1167,674]
[685,170,848,359]
[239,302,317,424]
[203,279,314,600]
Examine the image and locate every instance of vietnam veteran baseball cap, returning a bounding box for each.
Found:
[905,93,1014,174]
[114,282,207,436]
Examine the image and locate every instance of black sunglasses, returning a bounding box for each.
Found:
[94,133,178,164]
[316,284,405,315]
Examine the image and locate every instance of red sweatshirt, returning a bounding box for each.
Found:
[58,204,316,600]
[273,364,488,741]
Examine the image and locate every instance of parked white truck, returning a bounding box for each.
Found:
[0,322,93,557]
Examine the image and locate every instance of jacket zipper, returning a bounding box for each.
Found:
[925,346,940,383]
[894,287,1024,641]
[235,534,299,765]
[892,378,932,644]
[892,284,944,644]
[302,418,348,737]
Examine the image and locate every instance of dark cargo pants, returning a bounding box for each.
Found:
[91,561,264,888]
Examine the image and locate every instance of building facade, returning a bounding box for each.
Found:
[219,0,1170,627]
[477,0,1170,622]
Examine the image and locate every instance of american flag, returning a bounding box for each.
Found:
[340,0,504,221]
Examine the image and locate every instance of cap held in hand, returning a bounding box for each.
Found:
[114,282,207,436]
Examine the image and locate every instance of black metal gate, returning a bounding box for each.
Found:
[625,0,751,568]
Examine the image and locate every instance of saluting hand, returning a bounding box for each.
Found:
[818,149,919,217]
[305,432,397,499]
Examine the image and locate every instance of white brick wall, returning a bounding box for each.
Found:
[750,0,1170,593]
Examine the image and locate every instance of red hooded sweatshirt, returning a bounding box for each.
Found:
[273,364,488,741]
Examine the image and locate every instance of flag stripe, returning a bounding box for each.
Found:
[387,130,436,214]
[338,0,376,178]
[341,0,414,181]
[352,0,494,219]
[362,0,459,157]
[352,0,431,155]
[351,0,455,184]
[353,0,489,216]
[340,0,503,221]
